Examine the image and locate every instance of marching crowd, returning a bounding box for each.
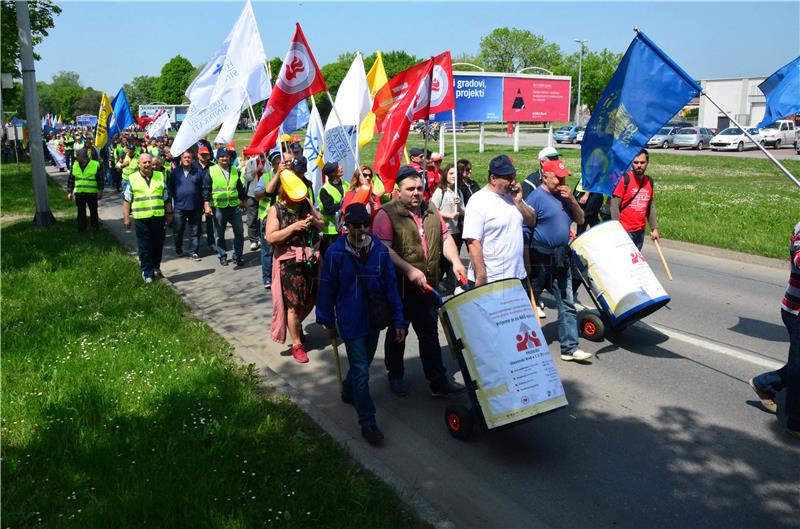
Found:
[51,129,798,444]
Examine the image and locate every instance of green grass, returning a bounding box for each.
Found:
[232,130,799,258]
[1,162,73,216]
[1,220,425,529]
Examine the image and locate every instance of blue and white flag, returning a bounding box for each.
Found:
[107,88,135,138]
[581,31,701,195]
[281,99,311,134]
[303,102,325,198]
[756,56,800,128]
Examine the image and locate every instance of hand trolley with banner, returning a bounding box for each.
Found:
[570,220,670,342]
[437,279,568,441]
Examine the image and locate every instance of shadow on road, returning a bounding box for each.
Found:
[729,316,789,343]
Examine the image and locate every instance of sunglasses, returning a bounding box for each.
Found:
[362,172,373,177]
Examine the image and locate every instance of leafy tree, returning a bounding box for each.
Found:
[451,52,485,71]
[478,27,562,73]
[123,75,159,116]
[156,55,194,104]
[38,71,84,119]
[73,87,101,116]
[0,0,61,77]
[555,48,622,114]
[373,50,420,78]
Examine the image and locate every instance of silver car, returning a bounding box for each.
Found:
[672,127,714,150]
[647,126,680,149]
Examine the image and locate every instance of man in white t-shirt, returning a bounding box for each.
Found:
[463,155,536,286]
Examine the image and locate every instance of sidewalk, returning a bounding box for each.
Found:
[47,166,547,529]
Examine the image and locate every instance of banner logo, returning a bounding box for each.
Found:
[430,65,449,108]
[277,43,316,94]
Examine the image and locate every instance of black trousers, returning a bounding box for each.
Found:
[75,193,99,232]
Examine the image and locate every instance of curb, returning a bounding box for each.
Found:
[657,237,786,270]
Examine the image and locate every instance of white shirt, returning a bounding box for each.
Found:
[462,186,526,282]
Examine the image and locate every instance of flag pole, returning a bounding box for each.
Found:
[324,90,365,182]
[421,60,435,188]
[451,109,458,190]
[700,90,799,188]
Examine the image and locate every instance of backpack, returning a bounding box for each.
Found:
[599,173,653,221]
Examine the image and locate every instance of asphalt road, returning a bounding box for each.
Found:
[56,167,799,529]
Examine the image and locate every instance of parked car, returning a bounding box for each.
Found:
[760,119,796,149]
[554,125,584,144]
[710,127,764,151]
[441,121,468,133]
[672,127,714,150]
[576,129,585,143]
[647,126,680,149]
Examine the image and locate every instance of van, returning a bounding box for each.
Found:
[760,119,796,149]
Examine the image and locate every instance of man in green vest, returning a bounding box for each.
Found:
[317,161,349,257]
[67,149,104,232]
[371,165,467,398]
[122,153,173,284]
[64,132,75,168]
[203,147,247,267]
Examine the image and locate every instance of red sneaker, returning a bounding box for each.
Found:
[292,344,309,363]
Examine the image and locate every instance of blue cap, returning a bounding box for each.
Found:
[395,165,422,184]
[292,156,308,175]
[268,150,282,163]
[489,155,516,177]
[323,161,339,176]
[344,203,370,225]
[409,147,425,157]
[216,148,230,159]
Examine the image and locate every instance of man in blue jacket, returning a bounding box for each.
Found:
[316,204,408,445]
[168,150,204,260]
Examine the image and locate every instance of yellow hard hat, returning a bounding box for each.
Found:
[279,170,307,202]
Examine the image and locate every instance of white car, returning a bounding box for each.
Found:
[710,127,764,151]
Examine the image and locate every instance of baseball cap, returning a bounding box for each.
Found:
[409,147,425,157]
[292,156,308,175]
[216,148,229,159]
[538,146,560,160]
[227,141,236,149]
[431,152,443,162]
[322,161,339,176]
[289,141,303,153]
[541,159,570,178]
[344,203,370,225]
[267,150,282,163]
[395,165,422,184]
[198,145,210,155]
[489,155,517,177]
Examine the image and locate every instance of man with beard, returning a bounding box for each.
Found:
[610,149,660,251]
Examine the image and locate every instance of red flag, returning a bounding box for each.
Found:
[373,59,433,191]
[247,23,327,154]
[428,51,456,116]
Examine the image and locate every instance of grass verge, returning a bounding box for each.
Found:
[1,162,73,216]
[1,219,425,529]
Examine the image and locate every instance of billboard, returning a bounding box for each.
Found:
[433,74,504,123]
[502,77,571,122]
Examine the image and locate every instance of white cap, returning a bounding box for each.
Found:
[538,146,560,160]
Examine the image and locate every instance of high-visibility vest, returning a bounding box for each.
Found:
[64,136,75,151]
[257,172,274,221]
[74,141,85,152]
[209,165,242,208]
[318,181,349,235]
[148,146,160,157]
[129,171,166,219]
[71,160,100,194]
[122,157,138,182]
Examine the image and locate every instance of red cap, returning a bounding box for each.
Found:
[198,146,210,155]
[541,159,570,178]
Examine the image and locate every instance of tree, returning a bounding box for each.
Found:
[374,50,420,78]
[73,87,101,116]
[38,71,84,119]
[478,27,561,73]
[0,0,61,77]
[555,48,622,113]
[156,55,194,104]
[123,75,159,116]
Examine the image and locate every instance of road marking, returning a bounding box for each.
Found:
[640,322,784,370]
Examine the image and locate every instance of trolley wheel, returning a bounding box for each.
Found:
[580,312,606,342]
[445,404,474,441]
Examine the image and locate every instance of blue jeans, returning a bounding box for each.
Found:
[213,206,244,259]
[530,250,580,355]
[753,310,800,430]
[342,333,380,428]
[173,209,200,253]
[133,217,165,279]
[259,219,273,286]
[384,289,448,389]
[628,230,645,250]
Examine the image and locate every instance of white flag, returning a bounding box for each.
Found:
[303,101,325,198]
[172,84,244,154]
[146,110,171,139]
[323,53,371,178]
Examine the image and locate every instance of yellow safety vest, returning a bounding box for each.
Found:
[71,160,100,194]
[209,165,242,208]
[122,157,138,182]
[129,171,166,219]
[317,181,350,235]
[257,171,274,221]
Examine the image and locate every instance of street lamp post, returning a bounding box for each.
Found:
[574,38,588,125]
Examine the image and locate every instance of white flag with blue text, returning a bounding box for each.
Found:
[303,102,325,198]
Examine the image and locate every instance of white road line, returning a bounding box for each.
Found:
[640,322,784,370]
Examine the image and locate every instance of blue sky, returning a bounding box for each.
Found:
[34,1,799,93]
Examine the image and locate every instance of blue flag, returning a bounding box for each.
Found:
[107,88,135,139]
[756,56,800,128]
[581,31,701,195]
[280,99,311,134]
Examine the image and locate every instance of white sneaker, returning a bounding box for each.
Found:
[561,349,592,361]
[250,242,259,251]
[454,286,464,295]
[536,305,546,319]
[143,276,153,284]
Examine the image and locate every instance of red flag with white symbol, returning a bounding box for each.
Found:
[247,23,327,154]
[414,51,455,119]
[372,58,434,191]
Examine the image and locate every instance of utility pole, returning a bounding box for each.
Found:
[574,38,588,126]
[17,0,55,226]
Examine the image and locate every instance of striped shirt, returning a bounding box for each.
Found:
[781,220,800,315]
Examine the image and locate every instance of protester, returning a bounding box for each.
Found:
[118,144,139,193]
[316,203,408,444]
[196,145,216,252]
[254,151,283,288]
[522,146,560,199]
[573,179,605,235]
[749,220,799,440]
[457,159,481,206]
[317,161,349,257]
[122,153,172,283]
[342,164,381,218]
[372,165,467,397]
[67,149,103,232]
[244,148,263,252]
[168,150,203,260]
[203,148,247,267]
[430,163,465,293]
[265,169,323,362]
[525,159,591,362]
[408,147,426,174]
[463,155,535,288]
[610,149,659,250]
[424,152,443,200]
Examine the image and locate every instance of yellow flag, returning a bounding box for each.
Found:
[95,92,113,148]
[358,51,389,148]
